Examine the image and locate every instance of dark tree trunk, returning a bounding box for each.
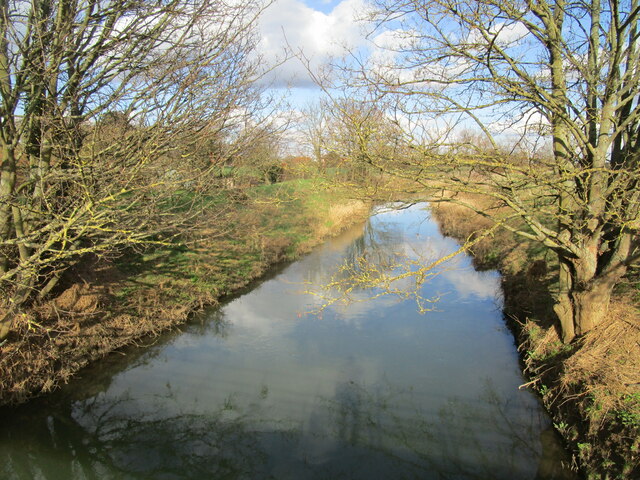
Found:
[554,243,628,343]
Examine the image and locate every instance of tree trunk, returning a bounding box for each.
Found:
[572,276,619,336]
[0,313,12,341]
[554,255,622,343]
[0,143,16,273]
[554,259,576,343]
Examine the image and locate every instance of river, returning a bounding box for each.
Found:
[0,203,576,479]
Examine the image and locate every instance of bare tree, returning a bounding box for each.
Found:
[322,97,406,186]
[301,101,329,166]
[232,125,286,184]
[333,0,640,342]
[0,0,271,340]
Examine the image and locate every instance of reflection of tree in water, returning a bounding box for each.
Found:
[308,205,457,313]
[319,378,577,480]
[335,380,364,446]
[194,308,232,339]
[0,386,277,480]
[343,217,407,278]
[80,394,267,478]
[303,210,409,287]
[332,357,367,447]
[0,377,577,480]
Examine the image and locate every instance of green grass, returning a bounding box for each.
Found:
[615,393,640,428]
[112,179,364,312]
[158,189,230,214]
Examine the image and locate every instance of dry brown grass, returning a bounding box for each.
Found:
[536,297,640,477]
[314,200,369,239]
[431,194,517,270]
[514,283,640,478]
[0,259,199,405]
[561,298,640,416]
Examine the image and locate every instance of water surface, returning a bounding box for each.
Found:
[0,203,575,479]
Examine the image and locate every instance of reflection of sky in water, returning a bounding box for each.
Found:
[0,204,576,480]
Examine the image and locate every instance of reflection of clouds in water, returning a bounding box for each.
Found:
[217,287,307,350]
[227,299,285,336]
[197,201,501,364]
[441,268,501,300]
[223,202,502,331]
[295,202,501,322]
[328,294,404,327]
[396,238,455,263]
[0,204,577,480]
[365,205,502,303]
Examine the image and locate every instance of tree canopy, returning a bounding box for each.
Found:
[329,0,640,342]
[0,0,270,339]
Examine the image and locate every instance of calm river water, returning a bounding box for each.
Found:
[0,203,577,479]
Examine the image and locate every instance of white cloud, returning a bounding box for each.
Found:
[367,29,418,85]
[490,21,529,46]
[488,108,550,151]
[441,268,501,300]
[468,21,530,47]
[258,0,369,87]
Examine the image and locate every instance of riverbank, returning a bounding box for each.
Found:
[430,198,640,479]
[0,179,369,407]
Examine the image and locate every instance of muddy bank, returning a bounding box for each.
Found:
[430,201,640,479]
[0,183,369,407]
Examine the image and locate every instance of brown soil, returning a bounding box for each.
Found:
[0,260,195,405]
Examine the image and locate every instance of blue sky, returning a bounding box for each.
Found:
[301,0,342,14]
[258,0,549,153]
